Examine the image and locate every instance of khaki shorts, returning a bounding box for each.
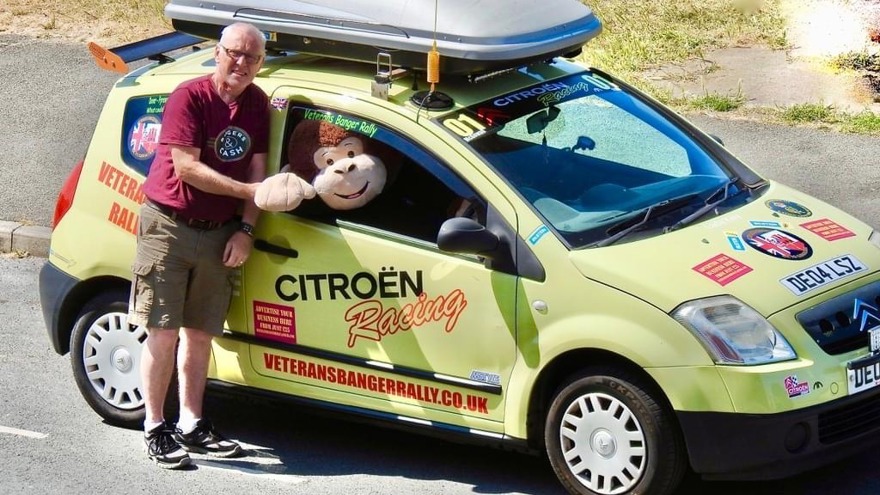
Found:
[128,202,238,335]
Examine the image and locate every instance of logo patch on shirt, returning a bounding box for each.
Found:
[215,126,251,162]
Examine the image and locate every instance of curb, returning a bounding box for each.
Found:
[0,220,51,258]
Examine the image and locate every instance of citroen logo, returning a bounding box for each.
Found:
[852,299,880,332]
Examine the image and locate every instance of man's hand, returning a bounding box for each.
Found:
[223,230,254,268]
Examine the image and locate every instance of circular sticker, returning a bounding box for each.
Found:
[127,115,162,161]
[765,199,812,217]
[215,126,251,162]
[742,228,812,260]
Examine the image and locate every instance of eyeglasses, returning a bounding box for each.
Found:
[218,44,262,65]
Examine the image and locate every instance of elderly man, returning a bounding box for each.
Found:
[128,21,269,469]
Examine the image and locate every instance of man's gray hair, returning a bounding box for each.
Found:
[219,22,267,54]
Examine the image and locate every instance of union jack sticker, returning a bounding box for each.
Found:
[271,97,288,111]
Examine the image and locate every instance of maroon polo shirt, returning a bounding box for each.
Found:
[143,74,269,222]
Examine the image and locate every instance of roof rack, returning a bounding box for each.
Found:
[164,0,602,75]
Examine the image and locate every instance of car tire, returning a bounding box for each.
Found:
[544,367,686,495]
[70,292,178,429]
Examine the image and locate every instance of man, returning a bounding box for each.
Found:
[128,22,269,469]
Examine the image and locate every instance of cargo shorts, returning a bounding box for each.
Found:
[127,202,238,336]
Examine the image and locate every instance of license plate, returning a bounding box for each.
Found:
[847,354,880,395]
[871,327,880,353]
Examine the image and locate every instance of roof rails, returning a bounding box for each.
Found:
[87,31,205,73]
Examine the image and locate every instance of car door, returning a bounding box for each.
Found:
[233,97,520,428]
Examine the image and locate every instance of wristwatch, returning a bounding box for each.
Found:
[239,222,255,237]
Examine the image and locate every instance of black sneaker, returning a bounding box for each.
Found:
[144,422,191,469]
[173,418,243,458]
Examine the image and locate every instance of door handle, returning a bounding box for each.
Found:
[253,239,299,259]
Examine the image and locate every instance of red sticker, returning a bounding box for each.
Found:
[693,254,753,286]
[800,218,855,241]
[253,301,297,344]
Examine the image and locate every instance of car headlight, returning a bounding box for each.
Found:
[672,295,796,365]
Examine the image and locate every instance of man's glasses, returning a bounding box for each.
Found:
[219,44,262,65]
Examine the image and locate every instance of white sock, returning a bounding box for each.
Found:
[177,416,201,434]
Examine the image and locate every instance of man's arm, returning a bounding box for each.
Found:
[170,145,259,200]
[240,151,268,226]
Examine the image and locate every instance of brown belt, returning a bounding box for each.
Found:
[145,200,230,230]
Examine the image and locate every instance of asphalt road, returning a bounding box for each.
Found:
[5,35,880,495]
[4,255,880,495]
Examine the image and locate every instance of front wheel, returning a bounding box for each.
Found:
[544,367,686,495]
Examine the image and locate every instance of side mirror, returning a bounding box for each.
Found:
[437,217,499,256]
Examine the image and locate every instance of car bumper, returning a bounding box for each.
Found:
[39,260,79,355]
[679,384,880,480]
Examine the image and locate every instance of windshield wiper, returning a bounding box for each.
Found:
[664,177,739,233]
[594,194,698,247]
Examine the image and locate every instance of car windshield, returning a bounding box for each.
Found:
[451,67,753,248]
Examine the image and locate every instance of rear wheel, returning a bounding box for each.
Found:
[544,367,686,495]
[70,292,177,429]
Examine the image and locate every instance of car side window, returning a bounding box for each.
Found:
[120,94,168,176]
[282,106,484,243]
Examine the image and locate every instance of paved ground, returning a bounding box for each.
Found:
[647,0,880,113]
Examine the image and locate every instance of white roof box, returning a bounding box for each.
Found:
[164,0,602,74]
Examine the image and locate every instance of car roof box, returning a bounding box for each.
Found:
[164,0,602,75]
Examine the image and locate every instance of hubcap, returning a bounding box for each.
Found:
[111,347,133,372]
[591,429,616,458]
[81,311,147,410]
[558,392,646,495]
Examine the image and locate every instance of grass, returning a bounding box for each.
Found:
[580,0,787,79]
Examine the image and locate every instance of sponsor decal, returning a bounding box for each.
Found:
[765,199,812,217]
[97,161,146,235]
[800,218,856,241]
[475,107,511,126]
[262,352,490,414]
[469,370,501,385]
[127,115,161,160]
[780,255,866,295]
[270,96,288,111]
[302,108,378,138]
[214,126,252,162]
[274,268,468,347]
[784,375,811,398]
[529,225,550,245]
[725,232,746,251]
[253,301,296,344]
[742,228,812,260]
[441,72,618,141]
[693,254,753,286]
[749,220,782,228]
[275,267,423,302]
[345,290,468,347]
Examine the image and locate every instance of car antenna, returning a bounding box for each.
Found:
[413,0,454,120]
[427,0,440,94]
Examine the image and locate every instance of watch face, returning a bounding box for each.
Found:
[240,222,255,236]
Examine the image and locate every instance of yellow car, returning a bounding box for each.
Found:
[37,1,880,494]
